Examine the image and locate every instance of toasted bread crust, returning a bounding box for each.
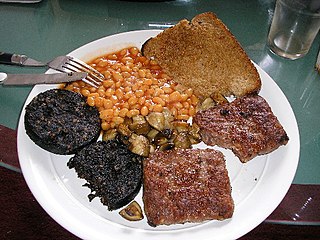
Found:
[142,12,261,99]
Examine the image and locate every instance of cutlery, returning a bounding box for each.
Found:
[0,52,104,87]
[0,72,87,86]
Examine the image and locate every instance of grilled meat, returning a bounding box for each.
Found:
[143,148,234,226]
[194,95,289,162]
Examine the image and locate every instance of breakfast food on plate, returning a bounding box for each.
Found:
[67,138,143,210]
[102,109,202,157]
[24,11,290,226]
[141,12,261,100]
[194,95,289,163]
[24,89,101,155]
[64,47,201,156]
[119,200,144,221]
[143,148,234,226]
[64,47,199,133]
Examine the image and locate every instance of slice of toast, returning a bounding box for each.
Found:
[142,12,261,100]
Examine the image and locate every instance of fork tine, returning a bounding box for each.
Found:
[62,64,102,87]
[86,74,103,87]
[67,56,105,81]
[64,56,105,88]
[81,77,100,88]
[47,55,104,88]
[52,67,99,88]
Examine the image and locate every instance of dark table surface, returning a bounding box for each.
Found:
[1,0,320,239]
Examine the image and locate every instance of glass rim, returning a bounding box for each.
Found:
[277,0,320,17]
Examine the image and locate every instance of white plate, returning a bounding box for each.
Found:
[17,30,300,240]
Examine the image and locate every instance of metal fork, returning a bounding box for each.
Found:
[47,56,104,88]
[0,52,104,88]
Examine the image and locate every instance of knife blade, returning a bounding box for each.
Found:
[0,52,45,66]
[0,72,87,86]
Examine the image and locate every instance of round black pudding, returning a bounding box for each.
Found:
[24,89,101,155]
[67,139,143,210]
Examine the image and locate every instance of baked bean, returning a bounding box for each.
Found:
[95,97,104,107]
[119,108,129,118]
[81,89,90,97]
[163,87,173,94]
[100,109,113,120]
[115,89,124,100]
[112,71,123,82]
[103,99,113,109]
[153,104,163,112]
[101,121,110,130]
[129,47,139,56]
[140,106,149,116]
[177,114,189,121]
[138,97,146,106]
[64,47,199,130]
[127,109,140,118]
[87,96,95,107]
[103,80,114,88]
[112,116,124,125]
[103,70,112,78]
[169,91,182,102]
[128,96,138,105]
[135,89,144,98]
[107,54,117,60]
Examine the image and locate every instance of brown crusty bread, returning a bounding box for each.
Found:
[142,12,261,100]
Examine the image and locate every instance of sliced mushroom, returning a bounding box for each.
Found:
[153,132,168,146]
[147,128,159,142]
[117,123,132,137]
[172,121,190,133]
[129,115,150,135]
[102,129,118,141]
[123,116,133,125]
[158,142,175,151]
[162,107,174,129]
[173,132,192,149]
[162,128,173,139]
[146,112,165,131]
[198,97,215,111]
[119,201,144,221]
[128,133,150,157]
[211,93,228,105]
[149,144,156,153]
[188,134,201,144]
[189,123,201,140]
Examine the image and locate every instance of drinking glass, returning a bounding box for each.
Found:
[268,0,320,60]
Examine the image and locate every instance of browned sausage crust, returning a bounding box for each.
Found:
[194,95,289,162]
[143,148,234,226]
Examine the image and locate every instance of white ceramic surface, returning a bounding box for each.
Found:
[17,30,300,240]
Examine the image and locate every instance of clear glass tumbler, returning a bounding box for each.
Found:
[268,0,320,60]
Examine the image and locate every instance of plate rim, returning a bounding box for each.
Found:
[17,29,300,240]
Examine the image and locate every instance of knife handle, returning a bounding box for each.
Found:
[0,52,27,65]
[0,52,13,64]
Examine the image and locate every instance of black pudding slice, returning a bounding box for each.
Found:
[24,89,101,155]
[67,139,143,210]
